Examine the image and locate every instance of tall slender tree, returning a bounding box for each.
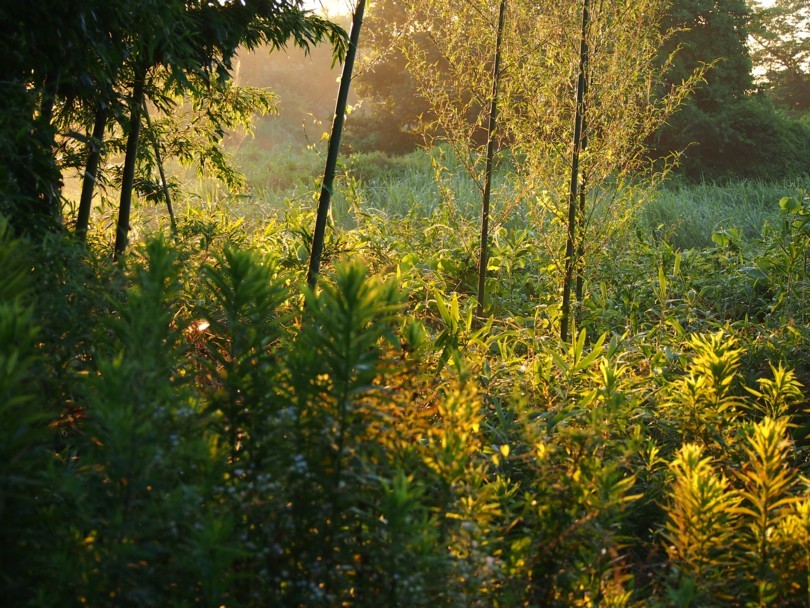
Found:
[141,102,177,234]
[405,0,519,320]
[408,0,696,336]
[76,104,109,242]
[476,0,508,318]
[114,66,148,259]
[560,0,589,343]
[308,0,367,287]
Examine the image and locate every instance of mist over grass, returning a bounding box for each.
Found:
[221,39,808,256]
[217,140,810,253]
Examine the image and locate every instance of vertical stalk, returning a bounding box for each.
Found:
[37,73,58,128]
[574,175,587,322]
[142,100,177,234]
[307,0,366,287]
[76,104,108,242]
[114,67,147,260]
[574,83,589,323]
[476,0,508,318]
[561,0,590,343]
[37,70,62,222]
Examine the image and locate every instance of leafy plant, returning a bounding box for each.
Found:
[736,416,797,605]
[0,218,52,604]
[663,443,740,605]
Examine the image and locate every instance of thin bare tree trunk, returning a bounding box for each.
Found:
[575,88,589,324]
[36,70,62,223]
[574,168,587,325]
[476,0,508,318]
[76,104,108,242]
[114,67,147,260]
[142,100,177,234]
[561,0,589,343]
[307,0,366,287]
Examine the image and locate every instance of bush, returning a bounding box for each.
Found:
[663,96,810,181]
[3,173,810,605]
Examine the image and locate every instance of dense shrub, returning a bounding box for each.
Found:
[662,97,810,182]
[2,177,810,605]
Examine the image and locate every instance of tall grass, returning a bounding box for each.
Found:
[639,178,810,249]
[66,141,807,264]
[232,146,806,249]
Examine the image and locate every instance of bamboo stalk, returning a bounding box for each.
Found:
[307,0,366,287]
[561,0,590,343]
[476,0,508,318]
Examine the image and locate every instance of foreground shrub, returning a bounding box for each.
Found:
[2,209,809,605]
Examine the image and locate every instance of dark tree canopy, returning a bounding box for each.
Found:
[652,0,753,177]
[660,0,753,108]
[347,0,428,153]
[651,0,810,180]
[0,0,347,239]
[749,0,810,113]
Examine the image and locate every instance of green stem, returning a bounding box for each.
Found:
[142,101,177,234]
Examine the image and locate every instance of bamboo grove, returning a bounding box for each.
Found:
[401,0,703,340]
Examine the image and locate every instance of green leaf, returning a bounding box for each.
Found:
[740,266,768,281]
[711,231,730,247]
[779,196,800,213]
